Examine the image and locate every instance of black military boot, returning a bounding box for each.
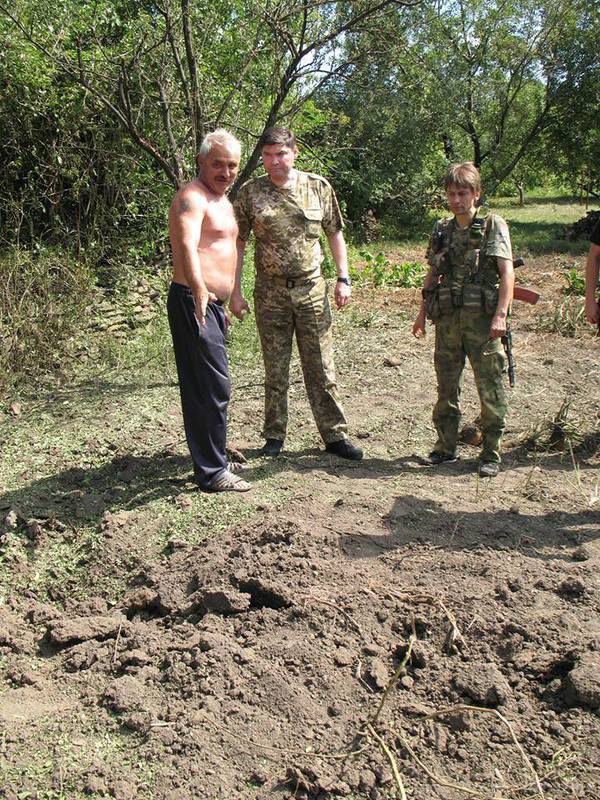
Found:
[261,438,283,457]
[325,439,363,461]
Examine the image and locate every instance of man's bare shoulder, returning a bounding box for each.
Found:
[170,179,209,217]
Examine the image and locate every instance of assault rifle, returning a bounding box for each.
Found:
[502,257,540,388]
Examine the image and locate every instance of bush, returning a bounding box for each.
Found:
[352,251,426,288]
[0,246,95,392]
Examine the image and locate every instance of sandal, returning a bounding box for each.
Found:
[228,461,247,473]
[206,470,251,493]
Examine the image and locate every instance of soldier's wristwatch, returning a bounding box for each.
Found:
[337,276,352,286]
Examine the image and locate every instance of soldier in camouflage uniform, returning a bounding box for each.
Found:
[413,162,514,478]
[231,127,362,459]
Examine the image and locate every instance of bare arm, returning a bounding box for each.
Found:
[169,190,216,325]
[229,238,251,320]
[585,243,600,325]
[326,230,351,309]
[490,257,515,338]
[412,266,438,338]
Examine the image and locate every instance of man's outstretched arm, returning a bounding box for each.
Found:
[327,230,351,309]
[490,257,515,338]
[230,238,251,320]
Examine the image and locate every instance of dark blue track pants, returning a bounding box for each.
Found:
[167,282,229,488]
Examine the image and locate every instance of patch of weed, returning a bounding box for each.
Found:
[562,264,585,296]
[0,717,159,799]
[0,247,96,394]
[522,398,583,452]
[352,251,426,288]
[536,298,586,337]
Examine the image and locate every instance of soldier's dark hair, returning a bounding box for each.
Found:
[444,162,481,194]
[260,127,296,150]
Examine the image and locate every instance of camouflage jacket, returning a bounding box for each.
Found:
[427,213,512,293]
[234,170,344,280]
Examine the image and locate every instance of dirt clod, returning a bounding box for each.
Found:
[102,675,148,713]
[454,662,511,706]
[47,614,126,647]
[564,653,600,709]
[557,576,586,597]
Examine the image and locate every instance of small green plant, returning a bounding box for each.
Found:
[563,265,585,296]
[354,251,426,288]
[537,297,585,337]
[523,397,582,452]
[388,260,427,288]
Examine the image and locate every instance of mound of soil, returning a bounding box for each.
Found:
[562,209,600,240]
[2,499,600,798]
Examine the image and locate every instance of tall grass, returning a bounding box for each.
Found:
[0,247,96,393]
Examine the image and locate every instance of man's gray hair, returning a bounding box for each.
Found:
[198,128,241,158]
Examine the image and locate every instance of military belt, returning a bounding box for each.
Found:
[270,275,316,289]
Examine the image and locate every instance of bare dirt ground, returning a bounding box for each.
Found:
[1,254,599,799]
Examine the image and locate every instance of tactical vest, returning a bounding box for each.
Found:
[431,215,500,314]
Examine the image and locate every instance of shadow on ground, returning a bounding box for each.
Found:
[0,451,195,526]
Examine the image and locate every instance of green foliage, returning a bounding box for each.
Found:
[0,247,95,391]
[563,265,585,296]
[353,251,426,288]
[314,0,599,221]
[537,297,585,337]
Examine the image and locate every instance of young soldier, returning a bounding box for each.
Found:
[168,129,251,492]
[412,162,514,478]
[230,127,362,460]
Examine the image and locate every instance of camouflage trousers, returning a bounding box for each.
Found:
[254,275,348,443]
[433,309,508,463]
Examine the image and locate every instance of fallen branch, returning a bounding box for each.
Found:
[438,599,466,654]
[199,712,369,762]
[393,725,515,800]
[384,588,467,653]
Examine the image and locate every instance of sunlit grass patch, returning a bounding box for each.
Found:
[489,193,592,256]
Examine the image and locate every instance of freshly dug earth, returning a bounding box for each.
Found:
[1,254,599,799]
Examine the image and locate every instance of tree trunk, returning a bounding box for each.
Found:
[516,181,525,206]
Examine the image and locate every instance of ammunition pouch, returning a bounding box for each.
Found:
[462,283,483,311]
[460,283,500,314]
[428,282,500,317]
[482,286,499,315]
[439,285,455,313]
[422,286,441,321]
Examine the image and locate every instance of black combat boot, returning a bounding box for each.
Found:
[325,439,363,461]
[261,438,283,457]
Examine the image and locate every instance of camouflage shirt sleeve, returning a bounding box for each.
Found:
[485,214,512,260]
[233,183,252,242]
[426,219,449,270]
[426,221,438,268]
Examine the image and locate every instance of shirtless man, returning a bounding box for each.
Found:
[168,129,250,492]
